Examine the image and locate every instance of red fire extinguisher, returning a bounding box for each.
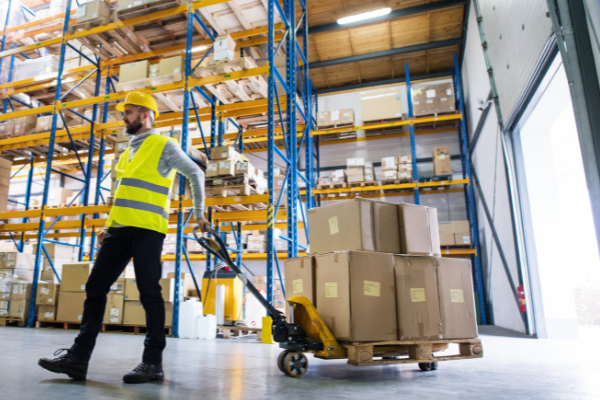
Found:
[517,286,527,313]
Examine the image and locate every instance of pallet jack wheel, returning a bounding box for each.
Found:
[277,350,291,374]
[283,351,309,378]
[418,362,438,371]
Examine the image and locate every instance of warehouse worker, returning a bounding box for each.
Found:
[38,92,211,383]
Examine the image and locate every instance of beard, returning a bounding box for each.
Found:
[125,115,143,134]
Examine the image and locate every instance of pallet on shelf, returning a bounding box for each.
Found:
[0,317,27,327]
[116,0,182,21]
[35,320,82,331]
[67,17,111,34]
[318,130,358,142]
[347,180,379,195]
[316,182,347,190]
[218,324,262,341]
[340,338,482,366]
[102,323,172,336]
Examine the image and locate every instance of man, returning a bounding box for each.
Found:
[38,92,210,383]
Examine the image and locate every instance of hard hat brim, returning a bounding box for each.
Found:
[115,101,160,118]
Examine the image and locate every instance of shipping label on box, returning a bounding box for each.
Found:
[37,283,60,304]
[317,111,330,127]
[103,294,124,324]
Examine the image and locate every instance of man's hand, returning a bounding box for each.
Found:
[97,229,108,244]
[197,218,211,233]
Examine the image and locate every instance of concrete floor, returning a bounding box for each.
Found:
[1,325,599,400]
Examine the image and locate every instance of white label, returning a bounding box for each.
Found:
[328,216,339,235]
[462,235,471,244]
[325,282,338,298]
[174,68,180,74]
[208,164,218,171]
[81,284,86,290]
[440,154,446,159]
[78,314,83,321]
[92,12,97,18]
[45,312,54,318]
[450,289,464,303]
[221,151,228,158]
[41,288,50,295]
[134,0,142,5]
[48,299,53,303]
[426,89,436,98]
[109,308,120,323]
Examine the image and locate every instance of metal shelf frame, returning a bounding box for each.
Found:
[0,0,317,335]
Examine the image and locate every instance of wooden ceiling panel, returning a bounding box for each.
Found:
[390,12,431,48]
[297,36,321,63]
[426,45,461,72]
[342,0,389,17]
[312,30,354,61]
[309,69,330,89]
[308,0,348,26]
[390,49,429,77]
[324,63,361,87]
[429,5,465,42]
[349,22,392,55]
[357,57,394,82]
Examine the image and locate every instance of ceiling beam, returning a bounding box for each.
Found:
[308,0,467,35]
[309,39,462,69]
[316,71,451,94]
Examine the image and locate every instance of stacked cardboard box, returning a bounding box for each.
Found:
[214,33,237,61]
[288,198,477,342]
[34,243,77,283]
[438,221,455,246]
[123,277,175,327]
[247,231,266,252]
[346,158,364,183]
[207,145,244,178]
[316,109,355,128]
[360,87,403,122]
[397,154,413,181]
[13,116,37,136]
[331,170,346,184]
[118,60,150,87]
[453,220,471,245]
[363,161,375,182]
[254,276,285,310]
[0,158,11,212]
[35,115,65,133]
[433,146,452,176]
[381,156,398,181]
[0,251,35,320]
[56,262,91,323]
[36,283,60,321]
[412,82,455,116]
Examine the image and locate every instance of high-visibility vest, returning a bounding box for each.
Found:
[107,134,176,234]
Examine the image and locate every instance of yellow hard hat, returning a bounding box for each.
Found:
[116,91,160,118]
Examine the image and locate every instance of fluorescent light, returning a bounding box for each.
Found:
[192,45,208,52]
[337,8,391,25]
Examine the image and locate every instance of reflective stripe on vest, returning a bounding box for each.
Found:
[106,134,176,234]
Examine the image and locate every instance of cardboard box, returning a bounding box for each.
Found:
[41,258,72,283]
[0,120,14,136]
[398,154,412,164]
[118,0,147,10]
[394,255,442,340]
[109,278,125,294]
[56,292,86,323]
[433,147,452,175]
[284,256,315,306]
[214,33,236,61]
[37,283,60,305]
[436,257,478,339]
[74,0,111,23]
[0,275,11,300]
[308,198,402,255]
[339,109,354,125]
[123,301,146,325]
[103,294,124,324]
[454,233,471,245]
[382,170,398,180]
[11,282,31,300]
[381,156,397,170]
[206,161,219,177]
[158,55,183,78]
[38,304,56,322]
[60,262,91,292]
[2,252,34,270]
[218,161,236,176]
[210,145,239,161]
[48,188,74,207]
[235,161,255,177]
[124,278,140,301]
[347,174,364,183]
[347,158,364,167]
[316,111,330,127]
[361,88,403,122]
[13,115,37,136]
[315,251,397,342]
[160,278,175,302]
[35,115,64,133]
[33,243,75,260]
[438,221,455,246]
[453,220,470,233]
[0,300,8,316]
[119,60,149,83]
[347,166,364,176]
[397,203,441,256]
[413,100,428,116]
[8,299,29,319]
[0,268,34,282]
[425,98,440,114]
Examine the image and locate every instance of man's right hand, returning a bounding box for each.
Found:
[97,229,108,244]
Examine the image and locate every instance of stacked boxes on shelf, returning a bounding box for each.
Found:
[364,161,375,182]
[360,87,403,123]
[56,262,92,323]
[0,158,11,212]
[246,231,266,253]
[316,109,355,128]
[0,251,35,321]
[285,198,477,342]
[34,243,77,283]
[433,146,452,176]
[381,156,398,182]
[438,220,471,246]
[254,276,285,310]
[346,158,364,183]
[123,275,174,327]
[37,282,60,322]
[397,154,413,182]
[412,82,455,117]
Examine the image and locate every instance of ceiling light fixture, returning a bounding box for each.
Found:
[337,8,391,25]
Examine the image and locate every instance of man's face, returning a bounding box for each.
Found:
[122,105,144,134]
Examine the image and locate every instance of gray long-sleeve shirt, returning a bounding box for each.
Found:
[112,129,205,227]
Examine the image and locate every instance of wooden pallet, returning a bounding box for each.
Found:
[381,178,414,186]
[218,324,262,341]
[363,117,404,126]
[67,17,111,34]
[318,130,358,142]
[206,174,252,187]
[35,320,82,331]
[414,110,459,119]
[341,338,482,366]
[0,317,27,327]
[102,323,172,336]
[116,0,182,21]
[316,182,347,190]
[209,184,260,197]
[347,181,379,195]
[316,122,354,131]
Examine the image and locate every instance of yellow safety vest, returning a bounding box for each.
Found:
[107,134,176,234]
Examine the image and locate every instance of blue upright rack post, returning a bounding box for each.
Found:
[405,63,420,204]
[266,0,276,305]
[28,1,74,327]
[172,0,197,337]
[453,53,487,325]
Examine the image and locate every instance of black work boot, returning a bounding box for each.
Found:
[123,362,164,384]
[38,349,88,381]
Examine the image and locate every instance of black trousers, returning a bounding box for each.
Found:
[70,227,166,364]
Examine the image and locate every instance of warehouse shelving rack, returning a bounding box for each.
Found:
[308,57,486,324]
[0,0,316,335]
